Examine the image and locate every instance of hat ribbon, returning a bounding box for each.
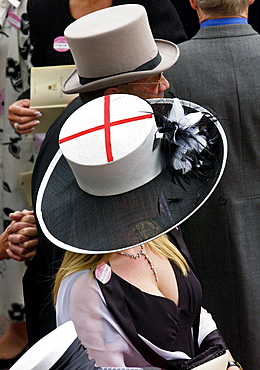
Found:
[79,52,162,85]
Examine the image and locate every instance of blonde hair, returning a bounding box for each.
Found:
[197,0,250,16]
[53,234,189,303]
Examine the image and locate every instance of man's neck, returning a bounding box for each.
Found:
[197,9,249,24]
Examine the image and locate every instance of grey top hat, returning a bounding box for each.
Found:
[36,95,227,254]
[62,4,179,94]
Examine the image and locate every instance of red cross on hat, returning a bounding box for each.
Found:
[59,95,153,163]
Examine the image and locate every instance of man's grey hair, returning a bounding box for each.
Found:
[196,0,250,16]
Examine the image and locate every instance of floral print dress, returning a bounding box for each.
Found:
[0,0,32,323]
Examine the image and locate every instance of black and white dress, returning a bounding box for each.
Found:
[56,258,225,368]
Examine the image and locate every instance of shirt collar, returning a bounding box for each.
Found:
[200,17,248,29]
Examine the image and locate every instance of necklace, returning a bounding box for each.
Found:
[117,244,158,282]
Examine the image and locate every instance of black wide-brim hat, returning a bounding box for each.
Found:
[36,97,227,254]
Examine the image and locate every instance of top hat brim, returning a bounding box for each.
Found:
[62,40,179,94]
[36,100,227,255]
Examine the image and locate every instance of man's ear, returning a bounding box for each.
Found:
[104,87,120,95]
[189,0,198,10]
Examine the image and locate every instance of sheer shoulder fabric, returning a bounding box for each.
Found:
[56,270,150,367]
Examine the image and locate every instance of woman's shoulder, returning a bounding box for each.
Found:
[56,268,104,324]
[57,270,95,308]
[59,269,101,299]
[61,269,91,288]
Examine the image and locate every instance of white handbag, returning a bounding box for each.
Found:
[180,344,228,370]
[190,350,228,370]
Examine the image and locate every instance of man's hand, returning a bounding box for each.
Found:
[8,99,42,134]
[6,210,39,261]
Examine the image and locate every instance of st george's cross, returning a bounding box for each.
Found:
[59,94,153,163]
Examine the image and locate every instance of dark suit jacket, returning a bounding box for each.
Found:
[24,97,82,345]
[166,24,260,369]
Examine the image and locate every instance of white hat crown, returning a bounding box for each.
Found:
[59,94,164,196]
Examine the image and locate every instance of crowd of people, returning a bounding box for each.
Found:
[0,0,259,369]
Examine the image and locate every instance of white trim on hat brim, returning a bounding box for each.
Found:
[63,39,179,94]
[10,321,77,370]
[36,100,228,255]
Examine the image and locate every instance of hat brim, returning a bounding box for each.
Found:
[36,99,227,254]
[62,40,179,94]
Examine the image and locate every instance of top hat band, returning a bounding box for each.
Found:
[79,52,162,85]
